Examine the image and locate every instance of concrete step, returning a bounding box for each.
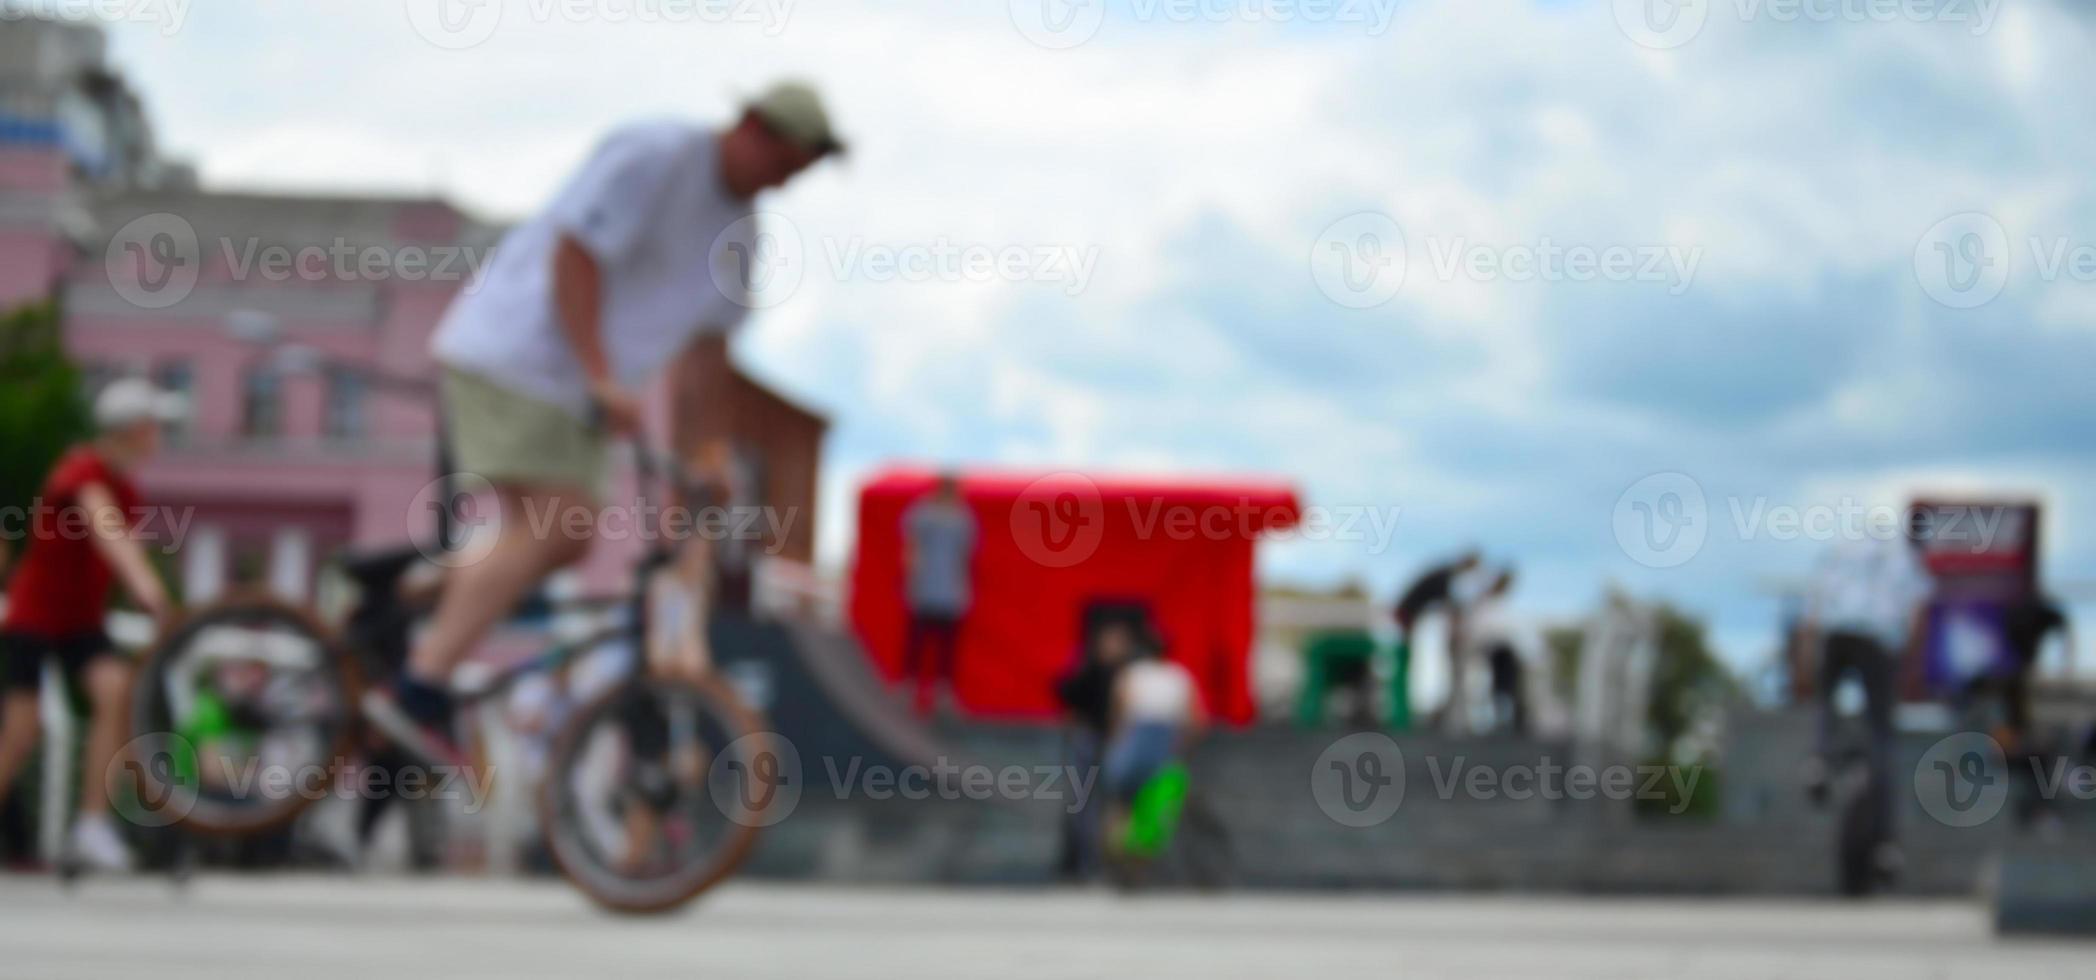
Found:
[756,715,2095,897]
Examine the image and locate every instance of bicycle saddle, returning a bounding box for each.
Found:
[335,544,428,594]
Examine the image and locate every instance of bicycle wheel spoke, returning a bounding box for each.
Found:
[540,676,767,913]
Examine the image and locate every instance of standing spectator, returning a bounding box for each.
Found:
[1463,569,1531,735]
[1798,512,1935,876]
[1997,592,2074,829]
[1392,551,1483,728]
[1053,617,1144,880]
[902,474,976,715]
[0,379,182,872]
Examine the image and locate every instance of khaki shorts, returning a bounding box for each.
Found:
[441,368,607,497]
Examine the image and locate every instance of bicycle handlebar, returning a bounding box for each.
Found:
[582,400,726,508]
[627,441,727,511]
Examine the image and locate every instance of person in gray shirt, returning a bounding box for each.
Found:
[903,474,977,716]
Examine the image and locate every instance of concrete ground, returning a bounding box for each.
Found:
[0,875,2090,979]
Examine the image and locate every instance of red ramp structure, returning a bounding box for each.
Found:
[850,468,1301,724]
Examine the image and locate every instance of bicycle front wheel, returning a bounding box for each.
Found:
[539,675,775,914]
[126,596,359,836]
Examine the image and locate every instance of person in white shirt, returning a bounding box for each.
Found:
[1103,641,1206,847]
[1455,567,1575,739]
[1797,509,1936,874]
[369,82,845,759]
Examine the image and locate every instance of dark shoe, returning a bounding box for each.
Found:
[1801,756,1831,807]
[361,688,466,768]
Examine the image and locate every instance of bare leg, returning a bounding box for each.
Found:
[77,658,132,816]
[0,691,42,813]
[618,800,661,874]
[407,484,595,681]
[903,617,931,714]
[647,529,712,685]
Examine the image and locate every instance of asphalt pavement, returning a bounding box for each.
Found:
[0,875,2089,979]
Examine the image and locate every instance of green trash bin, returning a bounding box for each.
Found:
[1297,631,1362,727]
[1385,638,1410,731]
[1298,631,1409,729]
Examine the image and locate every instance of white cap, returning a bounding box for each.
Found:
[94,377,187,430]
[744,79,846,157]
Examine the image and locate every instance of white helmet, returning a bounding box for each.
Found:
[93,377,188,430]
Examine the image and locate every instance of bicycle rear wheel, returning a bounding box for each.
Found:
[1173,794,1237,891]
[126,596,359,836]
[1836,785,1885,897]
[539,674,774,914]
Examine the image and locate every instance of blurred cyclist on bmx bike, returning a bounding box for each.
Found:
[363,80,846,765]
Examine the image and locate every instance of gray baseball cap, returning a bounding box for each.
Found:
[745,80,846,157]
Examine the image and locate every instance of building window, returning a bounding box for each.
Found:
[153,360,192,445]
[242,365,280,439]
[324,366,367,441]
[80,362,118,403]
[230,540,269,588]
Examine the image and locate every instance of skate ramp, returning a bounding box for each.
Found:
[711,614,983,776]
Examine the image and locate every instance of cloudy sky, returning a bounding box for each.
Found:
[82,0,2096,671]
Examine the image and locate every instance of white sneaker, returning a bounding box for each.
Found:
[68,815,136,873]
[1872,842,1905,883]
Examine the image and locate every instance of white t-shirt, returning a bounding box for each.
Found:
[1464,595,1532,659]
[433,121,754,416]
[1119,659,1195,724]
[1807,535,1935,650]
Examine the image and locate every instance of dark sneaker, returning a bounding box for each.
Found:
[1800,756,1831,807]
[361,688,467,768]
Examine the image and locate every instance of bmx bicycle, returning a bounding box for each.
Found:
[1819,670,1893,897]
[122,447,781,912]
[1104,758,1235,891]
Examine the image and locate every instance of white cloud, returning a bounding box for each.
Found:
[89,0,2096,670]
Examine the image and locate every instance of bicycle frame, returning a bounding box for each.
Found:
[357,443,723,717]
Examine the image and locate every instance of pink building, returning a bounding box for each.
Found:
[0,19,527,600]
[61,189,491,599]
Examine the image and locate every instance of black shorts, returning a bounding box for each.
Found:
[0,629,117,693]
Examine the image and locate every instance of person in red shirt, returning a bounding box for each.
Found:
[0,378,180,872]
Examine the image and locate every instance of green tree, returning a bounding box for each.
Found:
[1547,596,1741,818]
[0,302,93,576]
[1645,603,1737,756]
